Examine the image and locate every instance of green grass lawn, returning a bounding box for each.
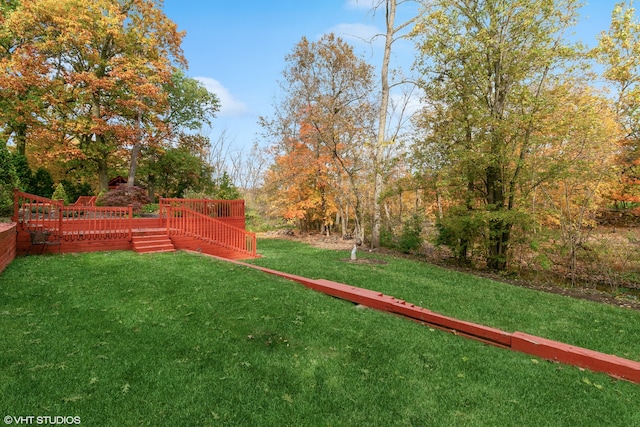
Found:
[250,239,640,360]
[0,241,638,426]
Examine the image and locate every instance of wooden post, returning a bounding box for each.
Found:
[128,204,133,242]
[12,188,19,223]
[56,199,64,239]
[241,200,246,229]
[166,205,171,237]
[57,200,63,239]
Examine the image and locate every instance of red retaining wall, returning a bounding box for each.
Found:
[511,332,640,383]
[225,258,640,384]
[0,223,17,274]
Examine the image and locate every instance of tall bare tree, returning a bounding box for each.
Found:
[370,0,423,248]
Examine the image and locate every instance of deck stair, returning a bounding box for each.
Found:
[132,233,175,254]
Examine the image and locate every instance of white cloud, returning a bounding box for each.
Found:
[324,23,381,46]
[390,91,423,119]
[194,76,249,117]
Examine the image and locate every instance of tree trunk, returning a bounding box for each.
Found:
[457,179,475,263]
[487,220,510,271]
[372,171,383,248]
[147,174,156,202]
[372,0,396,249]
[486,164,509,270]
[97,158,109,192]
[13,123,27,157]
[127,110,142,187]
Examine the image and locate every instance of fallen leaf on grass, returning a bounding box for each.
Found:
[282,394,294,403]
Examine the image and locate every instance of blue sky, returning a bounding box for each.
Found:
[161,0,623,155]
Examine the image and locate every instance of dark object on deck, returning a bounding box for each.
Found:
[27,229,61,255]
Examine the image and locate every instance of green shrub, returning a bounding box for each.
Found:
[435,206,486,262]
[29,167,54,198]
[51,183,69,205]
[60,179,93,204]
[398,214,424,254]
[142,203,159,214]
[11,154,31,192]
[380,226,396,249]
[0,147,20,217]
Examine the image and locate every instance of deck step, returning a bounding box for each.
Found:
[132,234,175,254]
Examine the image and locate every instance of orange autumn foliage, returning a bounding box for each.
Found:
[1,0,185,189]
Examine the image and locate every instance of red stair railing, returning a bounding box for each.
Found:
[165,205,256,258]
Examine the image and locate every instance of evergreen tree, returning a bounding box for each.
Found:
[0,147,19,216]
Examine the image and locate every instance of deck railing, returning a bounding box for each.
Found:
[13,190,132,241]
[13,191,64,238]
[165,206,256,257]
[160,197,245,220]
[59,205,133,241]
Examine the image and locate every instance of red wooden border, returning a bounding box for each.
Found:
[0,223,16,274]
[225,258,640,384]
[511,332,640,383]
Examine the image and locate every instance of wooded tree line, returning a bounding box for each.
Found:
[259,0,640,272]
[0,0,233,211]
[2,0,640,275]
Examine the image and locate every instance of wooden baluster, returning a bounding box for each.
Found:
[12,188,18,223]
[128,205,133,242]
[166,205,171,236]
[58,200,63,240]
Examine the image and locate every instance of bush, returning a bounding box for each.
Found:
[60,179,93,204]
[212,171,241,200]
[96,184,150,214]
[28,168,53,198]
[142,203,158,214]
[0,147,20,217]
[379,226,397,250]
[398,214,424,254]
[435,206,486,262]
[52,183,69,205]
[11,154,32,192]
[30,167,54,198]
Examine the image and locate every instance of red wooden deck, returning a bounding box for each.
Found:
[12,190,257,259]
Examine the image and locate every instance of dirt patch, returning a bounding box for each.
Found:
[445,265,640,312]
[260,230,355,251]
[339,257,388,265]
